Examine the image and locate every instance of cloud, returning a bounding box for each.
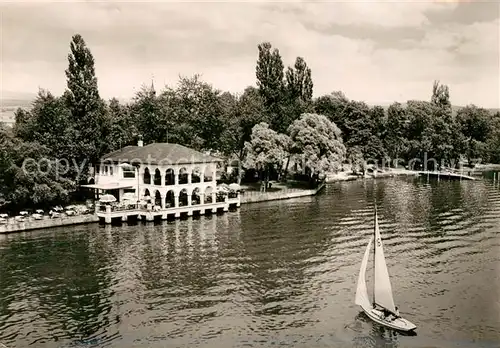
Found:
[0,1,498,108]
[268,1,458,29]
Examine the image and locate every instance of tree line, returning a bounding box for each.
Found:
[1,34,499,209]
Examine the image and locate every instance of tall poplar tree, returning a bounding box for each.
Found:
[255,42,286,132]
[282,57,314,131]
[285,57,313,103]
[65,34,108,181]
[431,80,451,109]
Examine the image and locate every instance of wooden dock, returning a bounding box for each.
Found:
[240,182,326,204]
[417,171,475,181]
[97,197,240,224]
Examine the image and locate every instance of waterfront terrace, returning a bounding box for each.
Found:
[82,138,240,224]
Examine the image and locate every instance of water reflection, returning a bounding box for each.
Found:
[0,226,116,345]
[0,176,499,347]
[352,312,400,348]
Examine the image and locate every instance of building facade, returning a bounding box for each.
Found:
[84,140,223,210]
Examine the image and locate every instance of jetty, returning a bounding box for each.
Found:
[240,181,325,204]
[96,196,240,224]
[417,170,475,181]
[325,168,476,182]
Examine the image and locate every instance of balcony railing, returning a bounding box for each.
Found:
[98,203,141,213]
[97,195,239,214]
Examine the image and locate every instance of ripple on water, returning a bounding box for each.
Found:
[1,178,500,347]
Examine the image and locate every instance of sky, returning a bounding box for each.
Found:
[1,0,499,108]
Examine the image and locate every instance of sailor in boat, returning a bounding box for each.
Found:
[380,306,400,321]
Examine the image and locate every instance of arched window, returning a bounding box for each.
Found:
[143,168,151,184]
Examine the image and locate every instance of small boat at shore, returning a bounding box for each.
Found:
[355,205,417,332]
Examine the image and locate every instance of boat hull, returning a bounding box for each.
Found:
[361,307,417,332]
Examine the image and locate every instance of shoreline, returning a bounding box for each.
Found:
[324,166,493,183]
[0,215,99,234]
[0,183,326,234]
[325,168,419,183]
[473,163,500,171]
[239,181,325,204]
[1,165,493,235]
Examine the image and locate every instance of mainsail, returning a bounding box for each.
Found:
[355,236,373,310]
[373,208,397,314]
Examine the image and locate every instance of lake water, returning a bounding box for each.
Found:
[1,176,499,348]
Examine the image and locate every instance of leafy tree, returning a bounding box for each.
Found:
[366,106,388,163]
[384,102,409,164]
[370,106,386,142]
[456,105,492,165]
[243,122,290,190]
[0,126,74,209]
[132,83,164,144]
[281,57,315,132]
[405,100,435,166]
[431,80,451,109]
[431,103,461,168]
[12,107,35,140]
[485,111,500,163]
[219,87,267,183]
[347,146,365,174]
[218,91,238,127]
[10,31,500,210]
[256,42,285,108]
[288,113,346,176]
[339,100,386,161]
[132,75,226,151]
[313,91,349,127]
[399,98,457,170]
[313,92,386,164]
[0,126,14,204]
[106,98,137,152]
[285,57,313,103]
[172,75,224,151]
[429,80,459,167]
[13,90,75,160]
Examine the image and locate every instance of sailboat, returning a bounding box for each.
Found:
[355,205,417,332]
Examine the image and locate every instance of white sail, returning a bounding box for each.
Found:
[373,209,397,314]
[355,236,373,310]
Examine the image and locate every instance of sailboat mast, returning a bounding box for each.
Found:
[373,203,377,307]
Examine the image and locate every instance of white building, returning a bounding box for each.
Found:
[83,139,225,210]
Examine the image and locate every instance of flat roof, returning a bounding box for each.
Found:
[81,183,134,190]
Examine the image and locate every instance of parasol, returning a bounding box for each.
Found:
[228,183,240,191]
[99,194,117,203]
